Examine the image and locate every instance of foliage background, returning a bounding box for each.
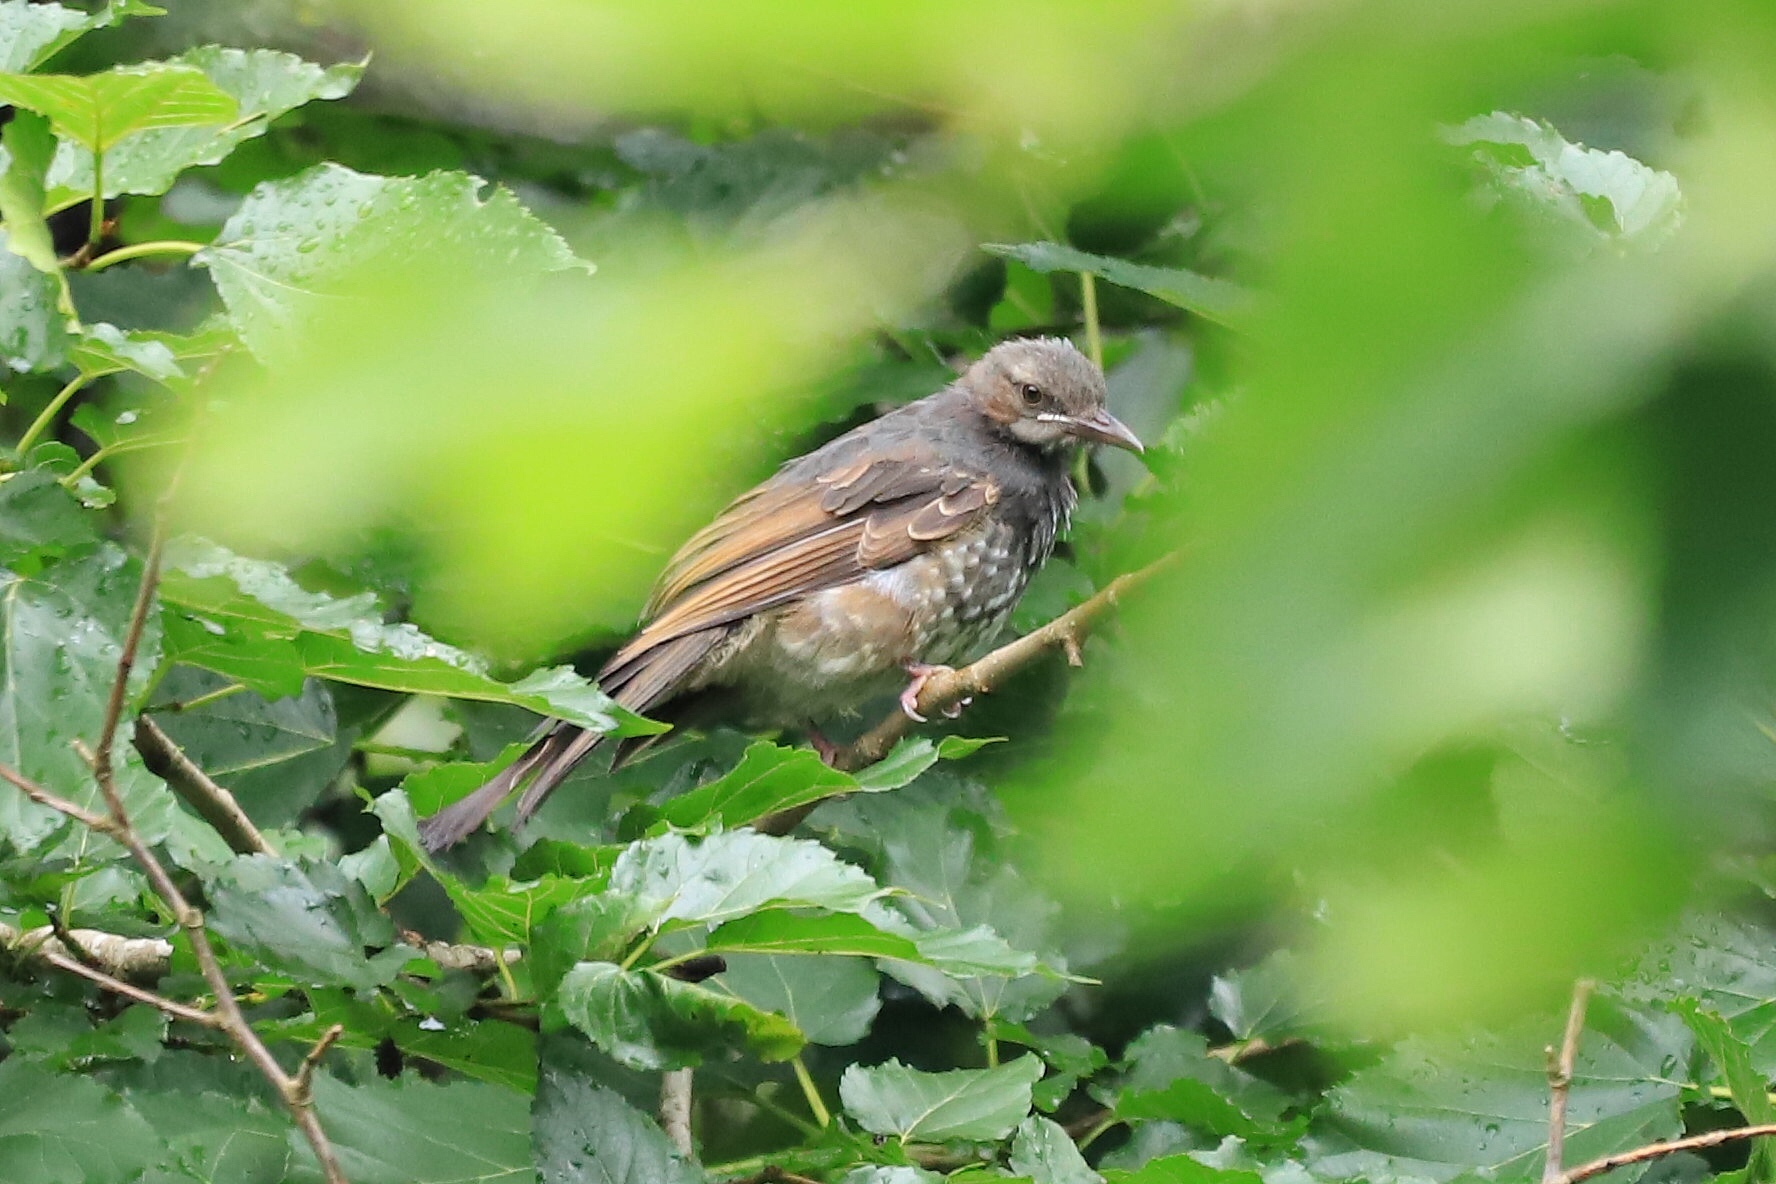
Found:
[4,1,1776,1183]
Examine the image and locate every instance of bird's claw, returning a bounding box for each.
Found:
[899,663,957,723]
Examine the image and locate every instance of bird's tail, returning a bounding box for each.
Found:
[415,631,720,852]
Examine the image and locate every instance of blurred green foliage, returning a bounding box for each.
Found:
[6,1,1776,1183]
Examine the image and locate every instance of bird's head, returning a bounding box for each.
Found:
[965,336,1143,454]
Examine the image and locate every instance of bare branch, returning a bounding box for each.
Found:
[35,944,219,1027]
[756,554,1174,836]
[292,1024,346,1105]
[1,920,174,979]
[1543,978,1595,1184]
[91,531,165,811]
[1554,1124,1776,1184]
[662,1068,695,1157]
[134,716,274,856]
[0,761,117,834]
[835,552,1175,771]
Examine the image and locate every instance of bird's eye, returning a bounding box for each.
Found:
[1018,382,1043,406]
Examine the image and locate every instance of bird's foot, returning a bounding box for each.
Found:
[806,729,842,766]
[899,663,960,723]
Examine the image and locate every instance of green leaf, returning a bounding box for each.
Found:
[0,467,97,566]
[1209,952,1308,1044]
[450,873,591,948]
[1677,1002,1776,1184]
[44,46,362,207]
[0,111,57,274]
[204,853,413,989]
[1010,1116,1103,1184]
[841,1055,1045,1143]
[0,65,236,154]
[611,829,885,930]
[553,959,805,1070]
[995,1023,1108,1113]
[148,667,346,829]
[1104,1154,1266,1184]
[0,234,70,370]
[531,892,656,994]
[853,735,1003,792]
[1108,1027,1293,1142]
[0,544,172,853]
[118,1053,292,1184]
[983,242,1253,327]
[660,740,856,829]
[1312,1005,1687,1184]
[159,537,659,731]
[0,1,157,74]
[70,321,183,383]
[197,162,590,363]
[706,910,1039,980]
[293,1073,534,1184]
[0,1058,161,1184]
[272,991,539,1093]
[718,952,881,1046]
[534,1057,703,1184]
[1624,913,1776,1075]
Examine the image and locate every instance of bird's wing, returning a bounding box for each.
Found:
[602,448,997,682]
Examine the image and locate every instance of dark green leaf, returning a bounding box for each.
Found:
[0,1058,161,1184]
[0,467,97,566]
[293,1073,533,1184]
[273,991,539,1093]
[198,163,589,362]
[1105,1154,1266,1184]
[531,892,655,994]
[1312,1006,1687,1183]
[839,1055,1044,1143]
[983,242,1253,327]
[534,1055,703,1184]
[204,853,412,989]
[660,740,855,829]
[1209,952,1307,1044]
[1107,1027,1293,1142]
[1010,1116,1103,1184]
[553,959,805,1069]
[1625,913,1776,1075]
[1677,1001,1776,1184]
[0,234,70,370]
[718,952,881,1046]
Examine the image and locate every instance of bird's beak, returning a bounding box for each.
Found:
[1050,408,1144,453]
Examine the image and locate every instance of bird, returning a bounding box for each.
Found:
[418,336,1143,851]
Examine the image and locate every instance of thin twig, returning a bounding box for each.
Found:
[133,716,274,856]
[662,1068,695,1157]
[293,1024,346,1104]
[1544,978,1595,1184]
[34,945,219,1026]
[89,531,165,804]
[0,762,116,833]
[1553,1125,1776,1184]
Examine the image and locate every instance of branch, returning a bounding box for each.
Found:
[293,1024,346,1105]
[1,921,173,979]
[1553,1125,1776,1184]
[755,553,1174,836]
[34,943,218,1026]
[133,716,274,856]
[834,552,1175,771]
[662,1068,695,1157]
[3,541,353,1184]
[1543,978,1595,1184]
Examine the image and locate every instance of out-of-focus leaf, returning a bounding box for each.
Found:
[0,234,70,370]
[534,1055,703,1184]
[718,952,881,1046]
[204,854,413,989]
[1105,1027,1294,1143]
[159,538,660,733]
[840,1055,1044,1143]
[553,959,804,1069]
[1311,1006,1687,1183]
[0,111,57,275]
[1010,1116,1103,1184]
[197,163,589,363]
[44,47,363,207]
[610,829,884,931]
[983,242,1253,327]
[1446,113,1682,245]
[0,1057,161,1184]
[0,65,236,154]
[291,1073,533,1184]
[0,467,97,566]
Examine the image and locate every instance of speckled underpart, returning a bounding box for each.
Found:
[687,516,1059,726]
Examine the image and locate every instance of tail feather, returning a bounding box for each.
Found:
[415,627,725,851]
